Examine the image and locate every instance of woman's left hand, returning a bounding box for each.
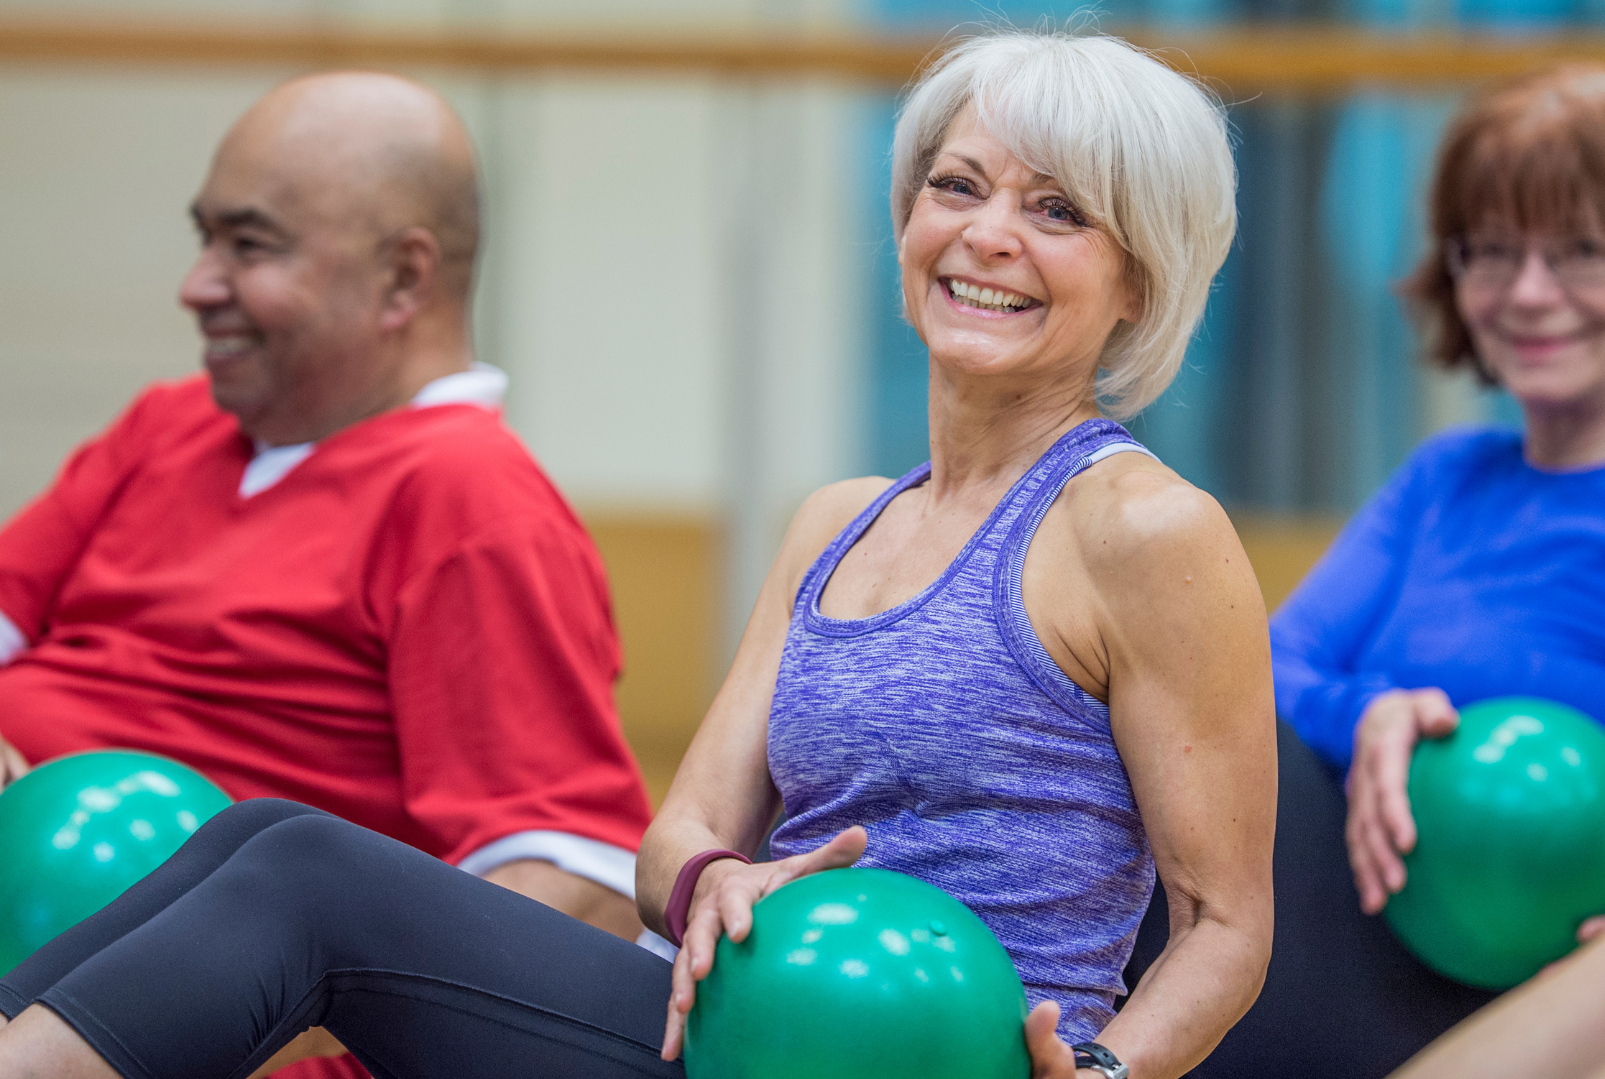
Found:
[1025,1001,1102,1078]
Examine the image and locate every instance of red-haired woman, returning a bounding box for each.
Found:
[1274,64,1605,952]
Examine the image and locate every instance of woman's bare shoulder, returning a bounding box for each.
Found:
[772,476,899,590]
[1039,452,1267,697]
[797,476,899,528]
[1056,452,1246,586]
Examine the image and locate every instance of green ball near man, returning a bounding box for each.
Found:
[0,750,232,975]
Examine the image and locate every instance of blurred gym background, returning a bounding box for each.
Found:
[0,0,1590,801]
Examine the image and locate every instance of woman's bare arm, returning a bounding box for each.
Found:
[1031,461,1277,1079]
[635,477,890,935]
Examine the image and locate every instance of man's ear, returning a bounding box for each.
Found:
[377,227,440,333]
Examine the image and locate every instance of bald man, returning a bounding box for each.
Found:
[0,74,653,1079]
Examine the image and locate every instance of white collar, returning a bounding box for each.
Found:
[408,362,508,411]
[240,362,507,498]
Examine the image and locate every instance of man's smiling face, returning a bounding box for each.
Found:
[178,110,393,445]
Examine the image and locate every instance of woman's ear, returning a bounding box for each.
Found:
[1119,258,1145,324]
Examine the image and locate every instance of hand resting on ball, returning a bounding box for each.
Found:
[660,826,869,1060]
[1346,688,1459,915]
[0,737,28,788]
[1350,691,1605,952]
[660,825,1099,1079]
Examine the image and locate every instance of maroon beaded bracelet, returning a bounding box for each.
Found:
[663,848,752,947]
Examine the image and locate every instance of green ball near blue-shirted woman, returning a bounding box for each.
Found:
[1386,697,1605,989]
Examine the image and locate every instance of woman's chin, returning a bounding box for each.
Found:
[1503,369,1605,413]
[923,330,1076,381]
[927,347,1037,380]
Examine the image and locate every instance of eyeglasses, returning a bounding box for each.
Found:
[1447,234,1605,292]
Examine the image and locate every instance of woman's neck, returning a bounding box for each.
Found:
[924,364,1101,498]
[1522,392,1605,470]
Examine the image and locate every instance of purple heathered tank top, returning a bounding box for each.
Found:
[767,419,1158,1042]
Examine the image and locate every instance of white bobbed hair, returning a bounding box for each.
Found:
[891,31,1236,420]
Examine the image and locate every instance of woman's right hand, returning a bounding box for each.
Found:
[660,826,867,1061]
[1346,688,1458,915]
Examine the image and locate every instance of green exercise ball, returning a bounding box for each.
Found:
[0,750,232,975]
[685,866,1030,1079]
[1385,697,1605,990]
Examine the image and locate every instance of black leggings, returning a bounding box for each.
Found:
[0,800,682,1079]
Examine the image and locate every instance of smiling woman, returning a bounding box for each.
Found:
[1273,61,1605,927]
[890,34,1236,419]
[1252,63,1605,1078]
[690,33,1269,1079]
[0,29,1269,1079]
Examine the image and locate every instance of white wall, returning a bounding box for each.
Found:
[0,66,287,513]
[481,75,735,508]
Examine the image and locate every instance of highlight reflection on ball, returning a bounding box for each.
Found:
[0,750,231,974]
[686,867,1030,1079]
[1386,697,1605,989]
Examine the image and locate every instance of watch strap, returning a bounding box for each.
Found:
[1071,1041,1129,1079]
[663,848,752,947]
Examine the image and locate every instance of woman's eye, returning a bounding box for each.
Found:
[1569,237,1605,259]
[929,175,980,198]
[1039,200,1085,226]
[1470,239,1518,261]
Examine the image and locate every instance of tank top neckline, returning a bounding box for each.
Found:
[805,418,1129,636]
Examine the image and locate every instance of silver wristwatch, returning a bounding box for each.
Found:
[1071,1041,1130,1079]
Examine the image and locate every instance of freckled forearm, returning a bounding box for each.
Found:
[636,814,738,936]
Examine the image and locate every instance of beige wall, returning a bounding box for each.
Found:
[0,66,863,513]
[0,0,848,28]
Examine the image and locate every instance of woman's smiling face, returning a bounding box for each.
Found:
[1454,225,1605,413]
[898,106,1139,387]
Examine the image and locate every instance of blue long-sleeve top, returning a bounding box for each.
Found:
[1270,427,1605,770]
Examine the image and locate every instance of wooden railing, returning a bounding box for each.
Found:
[5,16,1605,92]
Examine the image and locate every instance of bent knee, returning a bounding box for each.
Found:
[197,798,334,846]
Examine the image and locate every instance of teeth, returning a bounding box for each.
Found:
[205,335,257,357]
[947,280,1031,313]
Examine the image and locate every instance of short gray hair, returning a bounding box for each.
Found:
[891,31,1236,419]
